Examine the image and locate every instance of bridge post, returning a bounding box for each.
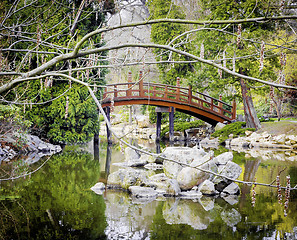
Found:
[139,70,144,97]
[114,85,117,98]
[127,70,132,97]
[104,106,112,144]
[232,98,237,120]
[176,77,180,101]
[188,85,192,104]
[169,107,174,142]
[156,112,162,142]
[218,94,223,115]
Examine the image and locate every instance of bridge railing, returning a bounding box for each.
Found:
[102,72,236,121]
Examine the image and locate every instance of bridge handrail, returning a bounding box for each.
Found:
[104,82,232,108]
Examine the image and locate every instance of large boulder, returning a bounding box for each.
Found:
[213,161,242,187]
[125,147,141,162]
[145,173,181,196]
[107,168,154,189]
[177,152,218,190]
[162,147,207,179]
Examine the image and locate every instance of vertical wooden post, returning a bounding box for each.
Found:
[169,107,174,142]
[127,70,132,97]
[218,94,223,115]
[156,112,162,142]
[176,77,180,101]
[139,70,144,97]
[188,85,192,104]
[232,98,237,120]
[104,106,112,144]
[114,85,117,98]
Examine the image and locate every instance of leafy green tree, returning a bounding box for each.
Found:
[1,0,107,143]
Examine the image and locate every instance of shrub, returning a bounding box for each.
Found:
[161,119,206,138]
[0,104,32,135]
[211,121,255,143]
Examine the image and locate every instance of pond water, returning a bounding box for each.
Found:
[1,140,297,240]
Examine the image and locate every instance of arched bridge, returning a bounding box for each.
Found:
[102,72,236,126]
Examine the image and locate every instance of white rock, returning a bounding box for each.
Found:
[125,147,141,162]
[129,186,158,198]
[198,180,216,195]
[213,161,242,184]
[147,173,181,196]
[215,122,226,131]
[213,152,233,165]
[179,190,202,199]
[222,182,240,195]
[90,182,105,195]
[162,147,206,179]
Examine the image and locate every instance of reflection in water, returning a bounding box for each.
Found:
[1,142,297,239]
[239,159,261,209]
[0,149,107,239]
[105,143,112,177]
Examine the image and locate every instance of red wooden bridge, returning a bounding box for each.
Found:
[102,71,236,125]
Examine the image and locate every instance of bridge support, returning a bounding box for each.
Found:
[104,106,112,144]
[155,106,174,142]
[169,107,174,142]
[156,112,162,142]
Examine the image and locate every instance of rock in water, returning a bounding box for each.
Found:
[198,180,216,195]
[91,182,106,195]
[128,186,158,198]
[213,151,233,165]
[162,147,206,179]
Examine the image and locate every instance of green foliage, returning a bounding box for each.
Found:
[161,119,206,138]
[0,104,32,135]
[211,122,255,143]
[26,83,102,144]
[1,0,107,144]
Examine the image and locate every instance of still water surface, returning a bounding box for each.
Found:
[1,140,297,239]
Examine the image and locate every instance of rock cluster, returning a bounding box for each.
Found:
[0,132,62,164]
[228,131,297,149]
[92,147,242,200]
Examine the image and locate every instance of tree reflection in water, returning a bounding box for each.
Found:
[1,144,297,239]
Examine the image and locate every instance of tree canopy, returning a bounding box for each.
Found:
[0,0,297,141]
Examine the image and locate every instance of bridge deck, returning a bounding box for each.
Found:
[101,77,236,125]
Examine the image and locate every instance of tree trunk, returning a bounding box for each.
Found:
[240,78,261,130]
